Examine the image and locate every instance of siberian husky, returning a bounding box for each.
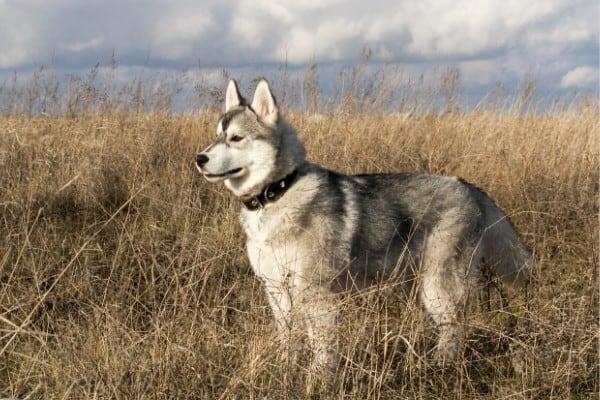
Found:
[195,78,533,368]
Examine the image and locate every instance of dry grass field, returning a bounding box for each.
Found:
[0,68,598,399]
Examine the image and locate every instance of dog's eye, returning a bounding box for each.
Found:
[230,135,244,142]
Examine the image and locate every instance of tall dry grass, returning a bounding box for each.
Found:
[0,65,598,399]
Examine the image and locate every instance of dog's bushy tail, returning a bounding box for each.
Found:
[480,200,534,287]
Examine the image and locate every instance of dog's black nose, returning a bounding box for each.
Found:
[196,153,209,167]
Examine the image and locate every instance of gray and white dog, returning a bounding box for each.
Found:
[196,79,533,368]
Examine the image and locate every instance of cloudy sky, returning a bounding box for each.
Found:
[0,0,598,107]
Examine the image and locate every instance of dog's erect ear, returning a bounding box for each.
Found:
[251,79,278,126]
[225,79,244,112]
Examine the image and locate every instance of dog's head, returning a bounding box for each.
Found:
[196,79,304,197]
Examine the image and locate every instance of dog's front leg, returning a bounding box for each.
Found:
[263,284,292,334]
[301,289,339,372]
[263,282,305,367]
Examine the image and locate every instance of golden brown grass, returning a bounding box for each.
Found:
[0,69,598,399]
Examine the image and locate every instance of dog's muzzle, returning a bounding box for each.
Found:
[195,153,243,179]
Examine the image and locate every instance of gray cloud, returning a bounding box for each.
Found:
[0,0,597,100]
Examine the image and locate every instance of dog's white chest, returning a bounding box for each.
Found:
[242,209,301,285]
[242,209,274,243]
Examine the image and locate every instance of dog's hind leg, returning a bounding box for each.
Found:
[420,270,467,364]
[419,227,477,364]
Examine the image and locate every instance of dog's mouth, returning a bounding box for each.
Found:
[203,167,243,179]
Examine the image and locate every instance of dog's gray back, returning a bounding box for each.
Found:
[263,166,486,291]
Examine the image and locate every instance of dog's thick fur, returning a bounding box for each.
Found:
[196,79,533,368]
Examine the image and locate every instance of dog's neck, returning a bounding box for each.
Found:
[240,170,298,211]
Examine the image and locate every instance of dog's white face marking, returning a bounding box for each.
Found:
[196,118,247,181]
[197,114,278,196]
